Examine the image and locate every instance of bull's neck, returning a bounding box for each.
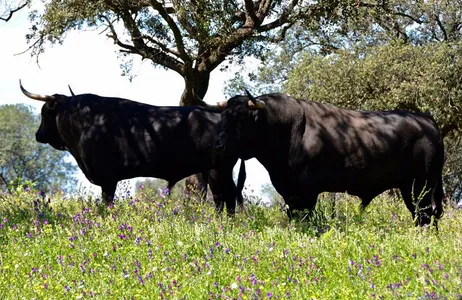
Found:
[253,100,304,171]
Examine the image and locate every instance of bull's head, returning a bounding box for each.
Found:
[19,80,69,151]
[215,89,265,160]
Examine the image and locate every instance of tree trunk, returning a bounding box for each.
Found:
[181,71,211,198]
[180,71,210,106]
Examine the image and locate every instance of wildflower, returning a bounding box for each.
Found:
[158,188,166,198]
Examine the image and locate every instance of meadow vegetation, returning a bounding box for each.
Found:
[0,186,461,299]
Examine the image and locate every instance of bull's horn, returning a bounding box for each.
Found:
[245,89,265,109]
[68,85,75,96]
[19,80,55,102]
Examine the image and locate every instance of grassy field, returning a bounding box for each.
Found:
[0,186,461,299]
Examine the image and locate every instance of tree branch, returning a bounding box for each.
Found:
[244,0,260,26]
[258,0,299,32]
[142,35,180,57]
[100,11,184,74]
[0,172,11,193]
[149,0,191,65]
[435,14,448,41]
[0,1,29,22]
[393,11,425,25]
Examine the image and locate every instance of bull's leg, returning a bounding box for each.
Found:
[286,171,319,220]
[207,169,236,216]
[200,172,209,202]
[101,182,117,205]
[432,177,444,220]
[357,192,381,212]
[166,181,177,196]
[285,193,318,220]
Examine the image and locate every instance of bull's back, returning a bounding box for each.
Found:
[62,97,220,182]
[298,102,443,191]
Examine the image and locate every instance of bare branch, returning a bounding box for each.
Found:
[142,35,180,57]
[260,21,296,43]
[392,11,424,25]
[258,0,299,32]
[0,172,11,193]
[435,14,448,41]
[101,13,184,74]
[0,1,29,22]
[101,15,137,52]
[14,38,42,56]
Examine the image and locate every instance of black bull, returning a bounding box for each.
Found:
[20,81,245,213]
[215,92,445,226]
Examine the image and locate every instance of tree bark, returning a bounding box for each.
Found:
[179,71,210,106]
[181,71,210,197]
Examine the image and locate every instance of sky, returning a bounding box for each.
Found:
[0,7,272,198]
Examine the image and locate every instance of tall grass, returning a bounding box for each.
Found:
[0,187,460,299]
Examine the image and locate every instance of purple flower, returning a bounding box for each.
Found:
[266,292,273,298]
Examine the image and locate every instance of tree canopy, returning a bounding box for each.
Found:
[286,42,462,137]
[25,0,343,105]
[224,1,462,201]
[0,104,77,194]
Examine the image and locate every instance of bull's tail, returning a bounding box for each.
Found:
[433,176,444,219]
[236,159,246,208]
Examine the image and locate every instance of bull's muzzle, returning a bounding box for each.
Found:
[35,131,47,144]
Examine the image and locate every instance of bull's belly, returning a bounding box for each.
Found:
[118,160,205,181]
[318,167,409,194]
[83,154,206,185]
